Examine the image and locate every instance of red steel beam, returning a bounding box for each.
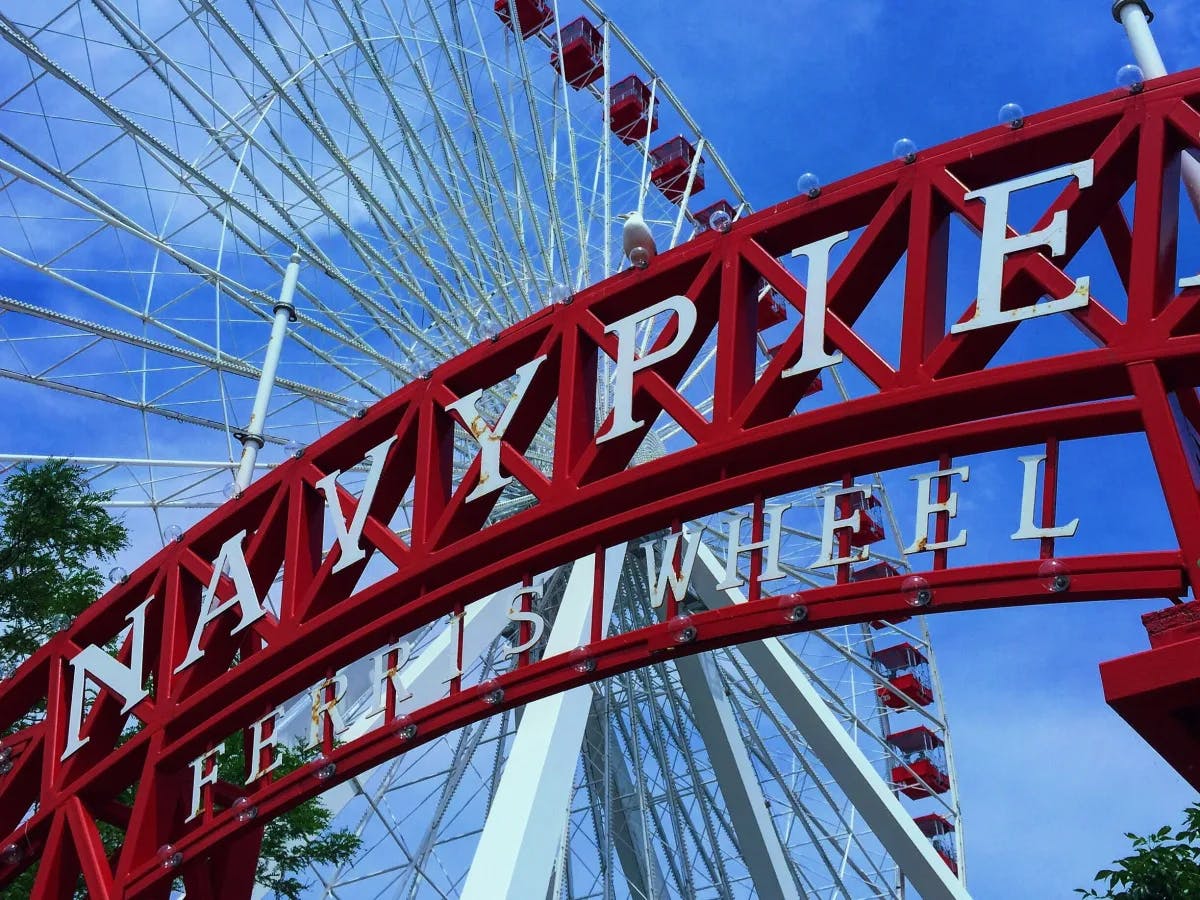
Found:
[4,66,1200,896]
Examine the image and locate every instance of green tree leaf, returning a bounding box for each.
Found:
[1079,802,1200,899]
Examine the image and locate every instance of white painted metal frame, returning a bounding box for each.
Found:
[691,543,970,899]
[460,545,628,900]
[0,3,961,897]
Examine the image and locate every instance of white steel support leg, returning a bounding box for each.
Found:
[1114,0,1200,219]
[673,651,801,900]
[581,705,668,900]
[461,545,628,900]
[691,543,972,900]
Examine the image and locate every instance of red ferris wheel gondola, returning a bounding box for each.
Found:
[551,17,604,89]
[888,726,952,800]
[872,642,936,709]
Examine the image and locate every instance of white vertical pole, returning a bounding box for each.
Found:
[1113,0,1200,218]
[235,252,300,492]
[1115,1,1166,76]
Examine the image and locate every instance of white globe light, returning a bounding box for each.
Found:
[232,797,258,823]
[892,138,918,163]
[480,679,505,705]
[1038,558,1071,593]
[1116,63,1145,90]
[902,575,933,608]
[796,172,820,198]
[396,716,418,741]
[408,341,435,379]
[474,307,500,340]
[998,102,1024,127]
[157,845,182,870]
[669,614,697,644]
[708,209,732,233]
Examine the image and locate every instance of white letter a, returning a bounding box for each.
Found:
[175,531,265,673]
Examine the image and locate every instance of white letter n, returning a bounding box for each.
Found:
[62,596,153,760]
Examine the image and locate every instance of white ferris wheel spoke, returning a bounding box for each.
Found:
[0,1,965,896]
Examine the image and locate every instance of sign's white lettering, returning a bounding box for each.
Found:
[598,295,697,443]
[447,355,548,502]
[813,486,872,569]
[60,597,153,761]
[317,436,397,573]
[782,231,849,377]
[54,160,1100,827]
[174,530,265,674]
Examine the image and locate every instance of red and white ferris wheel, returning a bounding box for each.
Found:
[0,1,1197,898]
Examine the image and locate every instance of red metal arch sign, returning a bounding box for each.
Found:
[5,66,1200,899]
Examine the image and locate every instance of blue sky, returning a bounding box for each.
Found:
[1,1,1195,895]
[598,0,1200,896]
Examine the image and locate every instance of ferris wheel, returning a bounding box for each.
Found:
[0,1,961,897]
